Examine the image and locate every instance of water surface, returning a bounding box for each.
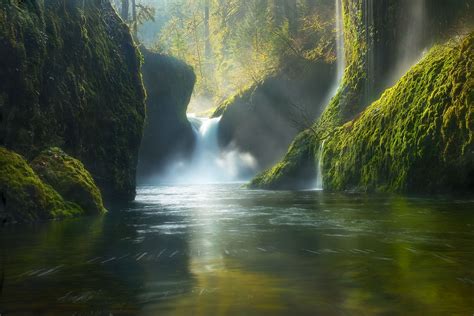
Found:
[1,184,473,315]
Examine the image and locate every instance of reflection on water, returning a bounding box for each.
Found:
[1,184,473,315]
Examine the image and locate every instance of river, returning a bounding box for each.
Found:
[1,184,473,314]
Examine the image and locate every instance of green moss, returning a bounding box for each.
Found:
[249,131,319,189]
[0,147,82,223]
[31,148,107,215]
[322,33,474,193]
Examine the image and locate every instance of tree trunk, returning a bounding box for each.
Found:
[120,0,129,21]
[272,0,285,27]
[131,0,137,38]
[204,0,211,58]
[286,0,298,35]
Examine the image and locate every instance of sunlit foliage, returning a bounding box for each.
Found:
[150,0,334,108]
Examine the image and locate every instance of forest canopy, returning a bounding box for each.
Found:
[113,0,336,111]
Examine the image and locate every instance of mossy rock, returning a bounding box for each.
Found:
[0,1,146,202]
[31,148,106,215]
[0,147,82,223]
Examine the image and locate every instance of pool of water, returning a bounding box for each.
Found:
[1,184,473,315]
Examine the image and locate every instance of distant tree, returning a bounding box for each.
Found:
[121,0,129,21]
[131,0,137,37]
[112,0,155,40]
[204,0,211,59]
[154,0,334,103]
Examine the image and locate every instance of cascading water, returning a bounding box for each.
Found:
[364,0,375,104]
[315,0,345,190]
[335,0,345,82]
[157,115,257,184]
[390,0,426,83]
[315,140,326,190]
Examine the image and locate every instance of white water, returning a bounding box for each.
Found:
[157,115,258,184]
[315,140,326,190]
[335,0,345,82]
[389,0,427,84]
[314,0,345,190]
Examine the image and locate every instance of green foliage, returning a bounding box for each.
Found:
[110,0,156,36]
[31,148,107,215]
[0,147,83,223]
[154,0,334,108]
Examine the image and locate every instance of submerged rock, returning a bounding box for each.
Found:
[137,48,196,183]
[31,148,106,215]
[0,147,82,223]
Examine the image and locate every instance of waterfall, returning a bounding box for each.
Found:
[315,140,326,190]
[390,0,426,83]
[335,0,345,82]
[364,0,375,105]
[157,115,258,184]
[314,0,345,190]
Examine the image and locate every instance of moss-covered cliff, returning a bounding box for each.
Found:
[322,34,474,193]
[137,48,196,183]
[0,0,146,202]
[254,33,473,193]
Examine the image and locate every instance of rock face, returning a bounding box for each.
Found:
[0,147,82,223]
[213,59,335,171]
[31,148,106,215]
[0,0,146,202]
[252,0,474,192]
[137,48,196,183]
